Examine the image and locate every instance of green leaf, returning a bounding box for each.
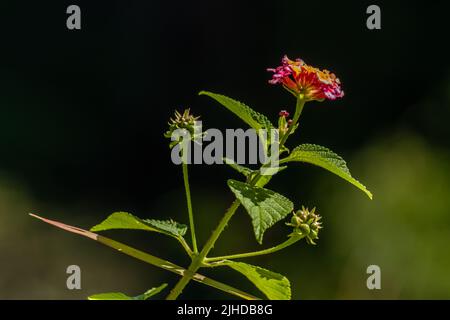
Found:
[223,158,256,177]
[227,179,294,244]
[142,218,188,237]
[88,283,167,300]
[90,212,187,238]
[282,144,373,199]
[225,261,291,300]
[199,91,274,151]
[199,91,274,132]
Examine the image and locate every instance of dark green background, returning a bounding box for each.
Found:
[1,0,449,299]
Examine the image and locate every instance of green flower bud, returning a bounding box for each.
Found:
[287,206,323,245]
[290,215,302,227]
[164,109,202,148]
[299,223,310,235]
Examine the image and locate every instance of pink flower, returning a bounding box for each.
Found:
[268,55,344,101]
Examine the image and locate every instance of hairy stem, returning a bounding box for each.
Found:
[177,236,193,257]
[279,95,305,147]
[167,168,275,299]
[166,199,241,299]
[205,235,303,263]
[182,161,198,254]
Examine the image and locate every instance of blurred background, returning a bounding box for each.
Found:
[1,0,449,299]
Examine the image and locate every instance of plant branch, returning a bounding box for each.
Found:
[29,213,259,300]
[177,236,193,257]
[166,199,241,299]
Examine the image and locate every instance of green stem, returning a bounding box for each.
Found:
[167,170,275,300]
[177,236,193,257]
[279,95,305,147]
[167,96,307,300]
[182,161,198,254]
[205,235,303,263]
[96,236,257,299]
[166,199,241,300]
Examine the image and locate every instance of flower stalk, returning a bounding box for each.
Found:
[279,95,305,147]
[182,161,198,254]
[205,234,304,263]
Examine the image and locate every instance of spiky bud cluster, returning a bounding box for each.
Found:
[287,206,322,245]
[164,109,201,148]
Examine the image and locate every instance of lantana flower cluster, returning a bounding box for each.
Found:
[268,55,344,101]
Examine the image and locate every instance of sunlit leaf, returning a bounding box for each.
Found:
[282,144,373,199]
[199,91,274,132]
[228,179,293,244]
[226,261,291,300]
[90,212,187,238]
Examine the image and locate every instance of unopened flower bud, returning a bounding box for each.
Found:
[286,206,322,245]
[278,110,291,139]
[290,215,302,227]
[164,109,202,148]
[279,110,290,118]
